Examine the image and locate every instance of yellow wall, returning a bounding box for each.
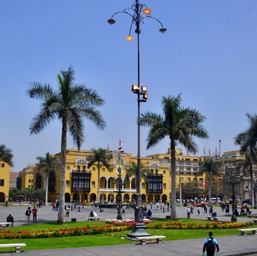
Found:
[18,165,35,188]
[0,161,10,202]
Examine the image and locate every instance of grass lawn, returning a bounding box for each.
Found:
[0,219,253,252]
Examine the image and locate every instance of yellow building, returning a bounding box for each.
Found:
[0,161,11,202]
[18,148,239,204]
[38,148,208,203]
[17,165,35,189]
[147,149,207,201]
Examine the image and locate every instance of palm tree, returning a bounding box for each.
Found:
[197,158,222,202]
[87,148,111,202]
[0,144,14,167]
[36,152,59,205]
[140,94,208,219]
[234,113,257,204]
[27,66,105,223]
[125,162,148,189]
[241,152,257,205]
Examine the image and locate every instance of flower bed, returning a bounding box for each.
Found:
[147,221,253,230]
[0,221,253,239]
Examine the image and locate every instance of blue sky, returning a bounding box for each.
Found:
[1,0,257,171]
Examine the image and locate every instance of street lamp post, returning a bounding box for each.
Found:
[108,0,166,239]
[112,150,126,220]
[225,169,241,222]
[116,171,127,220]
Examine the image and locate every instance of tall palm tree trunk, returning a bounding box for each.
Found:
[45,172,49,205]
[208,175,212,204]
[170,138,177,220]
[250,172,254,205]
[57,121,67,224]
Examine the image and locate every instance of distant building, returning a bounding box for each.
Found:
[9,171,18,188]
[17,165,35,189]
[218,150,257,201]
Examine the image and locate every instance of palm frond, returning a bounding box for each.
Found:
[0,144,14,167]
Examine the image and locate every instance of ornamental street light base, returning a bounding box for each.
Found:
[231,215,237,222]
[127,204,151,239]
[127,222,150,239]
[127,214,151,240]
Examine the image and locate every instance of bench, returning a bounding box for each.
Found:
[206,217,219,221]
[0,243,26,253]
[135,235,166,245]
[0,222,12,227]
[241,212,251,216]
[87,217,101,221]
[239,228,257,235]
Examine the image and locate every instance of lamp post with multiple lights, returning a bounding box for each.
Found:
[225,169,240,222]
[108,0,166,239]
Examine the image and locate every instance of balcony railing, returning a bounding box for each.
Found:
[99,188,136,193]
[71,187,91,192]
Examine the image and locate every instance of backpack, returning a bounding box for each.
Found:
[25,210,29,216]
[206,238,215,252]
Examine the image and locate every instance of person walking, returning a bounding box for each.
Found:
[32,206,38,222]
[187,207,191,219]
[202,231,219,256]
[65,205,70,217]
[197,206,201,215]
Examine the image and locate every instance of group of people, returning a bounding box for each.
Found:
[5,205,38,226]
[149,201,170,212]
[186,204,217,219]
[25,206,38,222]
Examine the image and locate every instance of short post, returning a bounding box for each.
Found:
[111,225,114,236]
[121,225,124,239]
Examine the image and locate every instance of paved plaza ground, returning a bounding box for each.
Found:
[0,203,257,255]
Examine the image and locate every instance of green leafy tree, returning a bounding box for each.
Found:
[36,152,59,205]
[234,113,257,204]
[20,188,33,201]
[140,94,208,219]
[9,188,19,201]
[33,188,46,201]
[0,144,14,167]
[197,158,222,202]
[87,148,111,202]
[181,180,200,199]
[27,66,105,223]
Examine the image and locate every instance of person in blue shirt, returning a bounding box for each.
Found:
[203,231,219,256]
[211,211,217,218]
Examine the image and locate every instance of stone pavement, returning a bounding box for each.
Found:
[0,203,257,255]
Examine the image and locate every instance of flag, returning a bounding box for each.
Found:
[118,139,122,151]
[200,181,207,187]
